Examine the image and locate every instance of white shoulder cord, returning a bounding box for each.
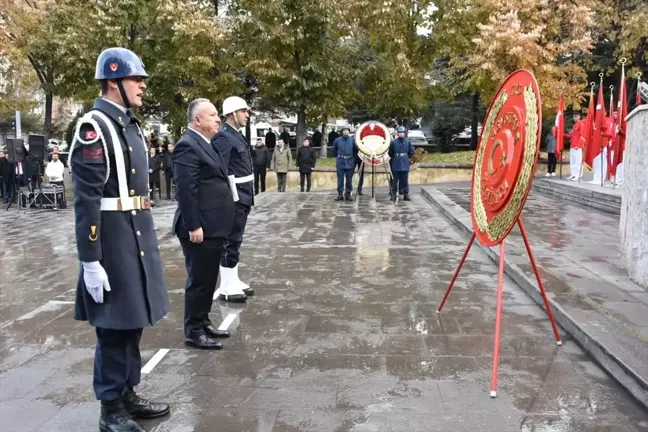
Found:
[90,110,130,206]
[69,112,111,184]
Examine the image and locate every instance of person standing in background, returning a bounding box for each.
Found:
[148,147,162,203]
[162,142,175,200]
[388,126,414,201]
[264,129,276,152]
[545,127,557,177]
[332,125,355,201]
[251,137,270,195]
[280,127,291,149]
[271,138,291,192]
[565,112,586,180]
[0,149,14,204]
[296,137,317,192]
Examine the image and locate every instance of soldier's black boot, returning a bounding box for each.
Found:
[403,193,411,201]
[335,193,343,201]
[99,400,144,432]
[123,390,170,419]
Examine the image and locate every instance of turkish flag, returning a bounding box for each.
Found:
[555,94,565,158]
[611,69,628,174]
[580,89,595,172]
[584,85,605,171]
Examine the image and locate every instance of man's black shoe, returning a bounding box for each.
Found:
[403,193,411,201]
[204,325,230,338]
[123,391,170,419]
[99,403,144,432]
[344,193,352,201]
[184,333,224,350]
[335,194,343,201]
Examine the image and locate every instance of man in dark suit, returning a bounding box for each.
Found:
[147,146,162,203]
[173,98,238,350]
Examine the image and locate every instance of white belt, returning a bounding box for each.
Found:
[100,196,151,211]
[234,174,254,183]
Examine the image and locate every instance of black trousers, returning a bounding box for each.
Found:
[94,327,143,401]
[150,179,161,200]
[221,203,251,268]
[179,237,224,336]
[547,153,557,174]
[253,166,266,194]
[276,173,287,192]
[391,171,410,194]
[336,168,354,194]
[300,172,312,191]
[165,171,174,199]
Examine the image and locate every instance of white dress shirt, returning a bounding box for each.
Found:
[188,127,212,145]
[46,160,65,182]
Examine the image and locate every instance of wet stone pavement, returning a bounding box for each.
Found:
[1,188,648,431]
[435,182,648,342]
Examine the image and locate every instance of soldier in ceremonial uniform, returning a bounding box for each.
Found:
[565,112,586,180]
[332,125,355,201]
[211,96,255,301]
[70,47,170,432]
[389,126,415,201]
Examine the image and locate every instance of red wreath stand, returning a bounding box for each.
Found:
[436,70,562,398]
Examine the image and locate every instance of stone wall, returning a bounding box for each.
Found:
[619,105,648,288]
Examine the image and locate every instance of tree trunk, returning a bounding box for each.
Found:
[320,122,328,159]
[296,105,307,151]
[245,121,251,145]
[471,92,480,150]
[44,91,53,139]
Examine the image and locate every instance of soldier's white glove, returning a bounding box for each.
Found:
[82,261,111,303]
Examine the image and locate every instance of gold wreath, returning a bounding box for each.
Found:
[472,85,538,243]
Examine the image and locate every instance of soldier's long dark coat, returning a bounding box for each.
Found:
[212,123,255,207]
[71,98,169,330]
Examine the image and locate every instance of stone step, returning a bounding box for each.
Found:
[532,179,621,215]
[422,185,648,411]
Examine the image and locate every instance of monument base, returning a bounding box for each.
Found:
[620,105,648,289]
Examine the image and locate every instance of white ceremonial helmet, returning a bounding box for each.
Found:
[222,96,250,116]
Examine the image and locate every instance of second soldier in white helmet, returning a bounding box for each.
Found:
[211,96,256,301]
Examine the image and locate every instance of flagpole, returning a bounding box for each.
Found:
[607,85,614,186]
[558,91,564,180]
[613,58,627,189]
[579,82,595,184]
[600,73,604,188]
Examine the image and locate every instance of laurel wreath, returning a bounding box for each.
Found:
[472,85,538,244]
